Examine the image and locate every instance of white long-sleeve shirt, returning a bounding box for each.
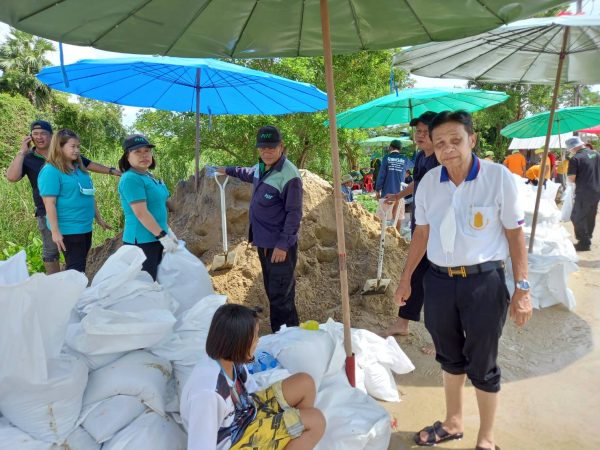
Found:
[180,355,258,450]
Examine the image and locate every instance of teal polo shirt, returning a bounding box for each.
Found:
[38,164,95,235]
[118,169,170,244]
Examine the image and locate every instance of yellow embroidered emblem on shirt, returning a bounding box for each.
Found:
[470,210,489,230]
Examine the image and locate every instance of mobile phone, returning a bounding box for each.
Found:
[28,134,34,149]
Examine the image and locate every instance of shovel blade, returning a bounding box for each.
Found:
[361,278,391,295]
[211,250,237,272]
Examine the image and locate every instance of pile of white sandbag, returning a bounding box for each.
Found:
[510,176,578,310]
[0,244,405,450]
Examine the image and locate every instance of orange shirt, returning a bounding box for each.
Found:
[503,153,526,177]
[526,157,551,181]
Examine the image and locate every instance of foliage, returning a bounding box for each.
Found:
[355,194,378,214]
[0,234,45,274]
[0,28,54,108]
[0,93,37,167]
[135,52,410,180]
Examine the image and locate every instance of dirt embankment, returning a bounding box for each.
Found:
[88,169,409,332]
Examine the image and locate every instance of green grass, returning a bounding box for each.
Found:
[355,193,378,214]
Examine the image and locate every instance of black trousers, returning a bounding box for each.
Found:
[257,244,299,332]
[398,253,429,321]
[124,241,163,281]
[424,267,510,393]
[571,195,599,247]
[62,232,92,273]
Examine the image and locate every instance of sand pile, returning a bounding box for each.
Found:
[88,169,409,331]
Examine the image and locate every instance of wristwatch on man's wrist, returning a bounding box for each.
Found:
[155,230,167,240]
[108,167,117,175]
[515,279,530,291]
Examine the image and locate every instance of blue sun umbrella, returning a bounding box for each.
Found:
[37,56,327,183]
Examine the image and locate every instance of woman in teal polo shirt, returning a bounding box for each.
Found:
[117,134,178,281]
[38,129,111,272]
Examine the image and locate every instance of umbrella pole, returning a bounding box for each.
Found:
[529,28,569,253]
[320,0,355,387]
[195,68,201,191]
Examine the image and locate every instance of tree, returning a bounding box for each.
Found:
[0,28,54,108]
[134,51,410,181]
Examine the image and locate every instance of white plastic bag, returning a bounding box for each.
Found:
[0,417,52,450]
[0,271,87,384]
[315,372,391,450]
[157,241,214,317]
[102,411,187,450]
[0,355,88,443]
[60,427,101,450]
[83,351,172,415]
[0,250,28,285]
[560,183,574,222]
[66,307,176,356]
[257,328,335,390]
[81,395,145,443]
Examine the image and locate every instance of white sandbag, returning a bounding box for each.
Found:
[0,355,88,443]
[0,250,28,285]
[64,348,126,371]
[0,271,87,384]
[77,246,148,311]
[251,368,292,391]
[363,364,399,402]
[66,307,176,356]
[102,411,186,450]
[560,183,574,222]
[60,427,100,450]
[0,417,52,450]
[106,283,178,315]
[173,364,194,400]
[83,351,172,415]
[375,198,392,221]
[315,372,391,450]
[157,241,214,316]
[81,396,145,443]
[257,327,335,390]
[176,294,228,331]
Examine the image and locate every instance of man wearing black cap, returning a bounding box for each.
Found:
[6,120,120,274]
[382,111,439,340]
[375,139,406,230]
[217,125,303,332]
[566,136,600,251]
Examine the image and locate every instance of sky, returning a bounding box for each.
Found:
[0,0,596,127]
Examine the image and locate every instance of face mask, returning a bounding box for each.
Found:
[78,182,96,196]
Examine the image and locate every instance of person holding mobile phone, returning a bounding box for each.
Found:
[6,121,121,274]
[37,129,111,273]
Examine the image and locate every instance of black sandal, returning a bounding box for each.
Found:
[414,420,464,446]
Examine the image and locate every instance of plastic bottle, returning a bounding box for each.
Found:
[247,351,279,374]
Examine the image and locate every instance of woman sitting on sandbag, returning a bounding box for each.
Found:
[39,129,111,272]
[117,134,178,281]
[181,304,326,450]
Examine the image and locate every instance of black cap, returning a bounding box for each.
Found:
[409,111,437,127]
[390,139,403,150]
[123,134,155,152]
[30,120,53,134]
[256,125,281,148]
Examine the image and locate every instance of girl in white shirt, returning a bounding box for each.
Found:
[181,304,325,450]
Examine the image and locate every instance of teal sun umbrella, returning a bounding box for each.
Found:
[501,106,600,138]
[332,88,509,129]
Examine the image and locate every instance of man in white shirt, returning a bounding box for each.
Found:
[395,111,531,450]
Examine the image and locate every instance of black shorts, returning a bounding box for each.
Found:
[424,266,510,393]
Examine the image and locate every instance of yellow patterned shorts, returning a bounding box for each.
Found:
[230,380,304,450]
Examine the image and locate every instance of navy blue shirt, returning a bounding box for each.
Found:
[375,151,405,197]
[19,148,90,217]
[411,150,439,232]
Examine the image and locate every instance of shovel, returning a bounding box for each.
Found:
[362,206,391,295]
[211,175,237,271]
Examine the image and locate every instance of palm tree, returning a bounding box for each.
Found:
[0,28,54,108]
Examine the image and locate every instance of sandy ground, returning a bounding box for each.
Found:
[383,219,600,450]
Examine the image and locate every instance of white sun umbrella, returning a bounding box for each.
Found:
[393,15,600,252]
